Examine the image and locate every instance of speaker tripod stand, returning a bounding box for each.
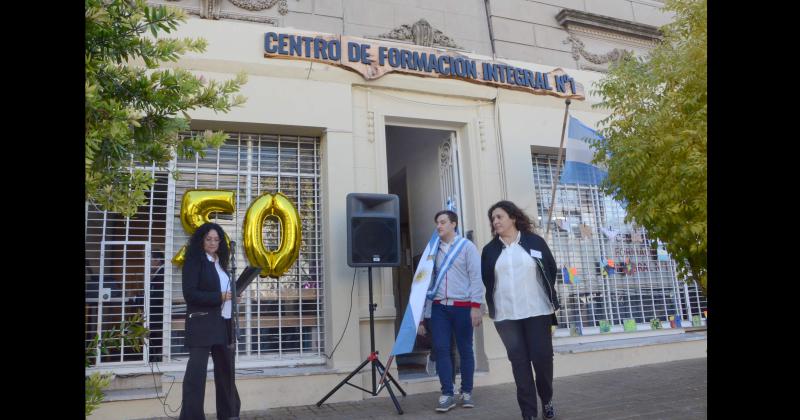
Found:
[316,267,406,414]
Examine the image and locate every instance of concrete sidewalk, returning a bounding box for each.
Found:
[231,358,706,420]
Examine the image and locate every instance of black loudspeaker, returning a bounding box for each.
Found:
[347,193,400,267]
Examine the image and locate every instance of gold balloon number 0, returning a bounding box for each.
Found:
[243,192,302,278]
[172,189,302,279]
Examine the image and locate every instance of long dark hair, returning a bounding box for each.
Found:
[184,222,229,270]
[487,200,536,235]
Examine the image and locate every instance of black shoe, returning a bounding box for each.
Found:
[542,401,556,419]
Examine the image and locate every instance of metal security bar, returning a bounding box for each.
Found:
[171,132,324,363]
[85,170,168,366]
[531,153,707,334]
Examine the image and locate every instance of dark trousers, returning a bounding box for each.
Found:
[180,321,241,420]
[494,315,554,418]
[430,304,474,396]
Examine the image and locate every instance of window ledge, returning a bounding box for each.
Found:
[101,365,341,402]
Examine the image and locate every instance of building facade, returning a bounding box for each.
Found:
[85,1,706,418]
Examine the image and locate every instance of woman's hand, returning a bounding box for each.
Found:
[471,307,482,327]
[221,291,232,301]
[417,323,427,336]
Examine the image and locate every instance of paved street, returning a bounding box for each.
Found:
[233,358,707,420]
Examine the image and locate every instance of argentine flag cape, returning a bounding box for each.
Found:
[389,232,468,356]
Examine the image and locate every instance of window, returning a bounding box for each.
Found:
[531,153,706,334]
[170,132,324,362]
[85,131,324,367]
[85,172,168,365]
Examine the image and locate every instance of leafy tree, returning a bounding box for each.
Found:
[592,0,706,295]
[86,0,247,216]
[85,312,149,416]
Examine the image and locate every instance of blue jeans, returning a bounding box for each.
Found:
[430,303,474,396]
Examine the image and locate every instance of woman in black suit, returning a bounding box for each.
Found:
[480,201,560,420]
[179,222,240,420]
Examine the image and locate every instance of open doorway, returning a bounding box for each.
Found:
[385,125,465,379]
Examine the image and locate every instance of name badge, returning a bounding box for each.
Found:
[530,249,542,259]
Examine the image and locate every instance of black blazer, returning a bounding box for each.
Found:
[481,231,560,326]
[182,256,227,347]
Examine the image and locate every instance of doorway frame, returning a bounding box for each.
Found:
[377,114,489,375]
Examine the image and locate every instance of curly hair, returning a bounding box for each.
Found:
[487,200,536,235]
[184,222,229,270]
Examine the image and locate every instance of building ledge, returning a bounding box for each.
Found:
[103,387,163,402]
[556,8,663,41]
[554,330,706,354]
[102,365,345,402]
[100,331,707,401]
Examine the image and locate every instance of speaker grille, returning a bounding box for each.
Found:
[350,217,399,265]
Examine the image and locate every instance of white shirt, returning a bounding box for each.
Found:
[207,253,231,319]
[493,231,554,321]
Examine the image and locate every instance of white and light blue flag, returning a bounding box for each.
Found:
[389,198,462,356]
[559,115,607,186]
[389,231,439,356]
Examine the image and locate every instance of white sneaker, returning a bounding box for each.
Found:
[436,395,456,412]
[460,392,474,408]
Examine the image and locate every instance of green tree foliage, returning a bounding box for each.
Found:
[86,0,247,216]
[592,0,706,295]
[85,311,149,416]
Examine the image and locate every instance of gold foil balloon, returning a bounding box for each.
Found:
[171,190,236,266]
[243,192,302,278]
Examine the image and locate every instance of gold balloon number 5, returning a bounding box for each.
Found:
[172,190,236,267]
[172,190,302,279]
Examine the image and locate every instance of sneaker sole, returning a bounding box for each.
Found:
[435,403,456,412]
[462,403,474,408]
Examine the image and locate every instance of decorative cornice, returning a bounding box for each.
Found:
[568,23,659,48]
[229,0,295,15]
[556,8,662,42]
[378,19,461,49]
[563,34,632,65]
[215,10,279,24]
[149,1,279,24]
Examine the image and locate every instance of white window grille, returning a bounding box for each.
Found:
[171,132,324,363]
[85,172,168,366]
[531,153,707,334]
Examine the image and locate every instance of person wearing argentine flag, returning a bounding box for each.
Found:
[416,210,485,412]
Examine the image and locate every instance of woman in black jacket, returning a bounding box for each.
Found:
[481,201,559,420]
[179,222,240,420]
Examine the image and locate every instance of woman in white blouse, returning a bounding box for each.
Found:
[480,201,560,420]
[179,222,240,420]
